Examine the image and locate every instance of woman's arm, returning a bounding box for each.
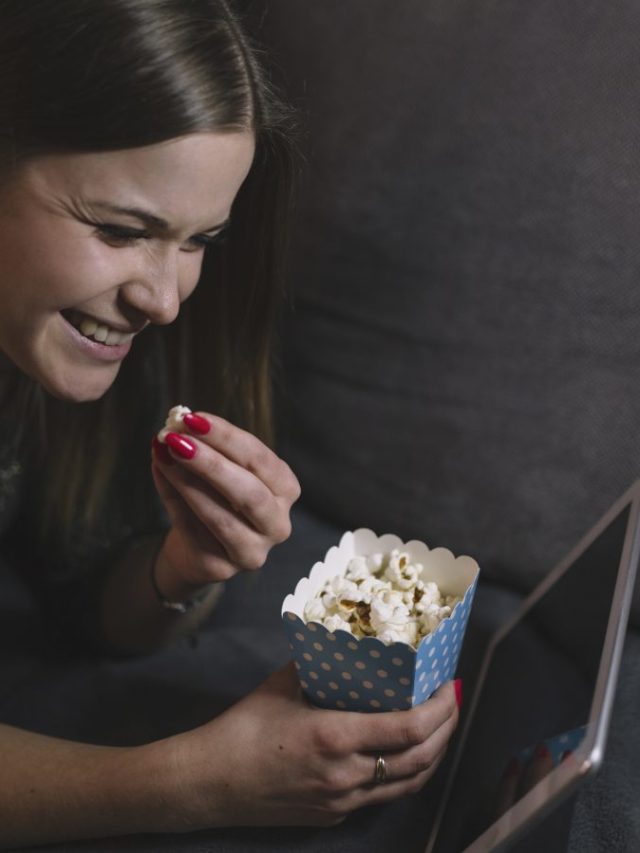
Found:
[0,666,459,848]
[97,533,223,654]
[98,411,300,654]
[0,722,175,849]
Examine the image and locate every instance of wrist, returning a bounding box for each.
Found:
[120,740,196,834]
[152,540,218,613]
[150,728,230,832]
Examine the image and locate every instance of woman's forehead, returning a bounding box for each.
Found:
[13,131,255,230]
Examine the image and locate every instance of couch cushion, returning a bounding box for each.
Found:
[266,0,640,598]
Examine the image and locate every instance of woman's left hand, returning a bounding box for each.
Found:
[150,411,300,589]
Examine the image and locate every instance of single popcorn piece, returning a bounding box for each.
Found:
[344,555,371,582]
[303,549,462,648]
[157,405,192,443]
[303,597,327,623]
[323,614,352,634]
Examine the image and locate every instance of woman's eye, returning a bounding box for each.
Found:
[95,224,149,247]
[182,231,228,253]
[92,222,228,251]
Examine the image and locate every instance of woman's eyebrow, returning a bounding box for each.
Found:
[88,201,230,233]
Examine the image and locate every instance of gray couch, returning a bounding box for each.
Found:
[2,1,640,850]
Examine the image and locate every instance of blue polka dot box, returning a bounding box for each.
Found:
[281,529,480,713]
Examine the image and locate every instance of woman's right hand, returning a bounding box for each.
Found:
[161,663,460,830]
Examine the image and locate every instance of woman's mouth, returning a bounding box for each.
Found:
[61,310,136,346]
[59,310,137,363]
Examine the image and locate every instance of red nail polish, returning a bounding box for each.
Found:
[152,436,173,464]
[183,412,211,435]
[454,679,463,708]
[165,432,197,460]
[534,743,551,760]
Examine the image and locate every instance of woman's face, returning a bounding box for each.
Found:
[0,131,255,401]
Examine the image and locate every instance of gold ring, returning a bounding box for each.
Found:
[374,754,387,784]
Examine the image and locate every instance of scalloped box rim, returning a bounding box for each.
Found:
[281,528,480,654]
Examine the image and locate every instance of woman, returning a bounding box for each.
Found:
[0,0,460,846]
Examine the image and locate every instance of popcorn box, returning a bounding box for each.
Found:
[517,725,587,768]
[282,529,480,712]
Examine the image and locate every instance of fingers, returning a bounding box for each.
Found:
[152,464,239,579]
[520,744,553,795]
[158,462,268,564]
[154,415,299,546]
[349,748,448,810]
[493,743,554,821]
[317,746,448,821]
[182,412,301,502]
[349,681,458,753]
[235,666,457,827]
[160,445,287,540]
[332,696,456,792]
[297,682,458,812]
[360,710,456,785]
[494,757,520,818]
[151,461,195,533]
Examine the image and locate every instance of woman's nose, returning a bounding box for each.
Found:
[119,247,196,326]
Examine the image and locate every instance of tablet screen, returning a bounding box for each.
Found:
[429,504,631,853]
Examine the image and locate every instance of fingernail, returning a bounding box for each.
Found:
[152,436,173,464]
[534,743,551,760]
[453,679,463,708]
[165,432,197,460]
[183,412,211,435]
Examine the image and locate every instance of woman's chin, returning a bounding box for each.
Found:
[38,364,120,402]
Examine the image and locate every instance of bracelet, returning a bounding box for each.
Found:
[149,539,209,614]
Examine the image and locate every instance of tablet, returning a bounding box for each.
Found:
[426,480,640,853]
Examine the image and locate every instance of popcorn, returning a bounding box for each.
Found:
[283,528,481,713]
[303,548,462,648]
[357,574,387,602]
[303,598,327,623]
[157,405,191,443]
[344,555,371,582]
[378,624,419,646]
[323,614,352,634]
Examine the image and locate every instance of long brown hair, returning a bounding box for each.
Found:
[0,0,296,539]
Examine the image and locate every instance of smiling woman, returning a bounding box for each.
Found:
[0,133,255,400]
[0,0,292,549]
[0,1,461,848]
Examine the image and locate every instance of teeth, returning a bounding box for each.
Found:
[93,325,108,343]
[73,313,133,346]
[79,318,98,337]
[105,329,126,345]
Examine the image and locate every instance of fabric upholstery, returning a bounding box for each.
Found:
[264,0,640,600]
